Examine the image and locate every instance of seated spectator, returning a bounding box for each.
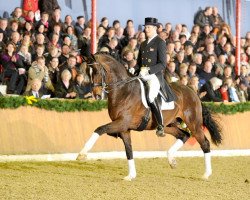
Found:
[194,7,213,28]
[222,66,234,80]
[121,37,139,59]
[137,31,146,48]
[99,37,120,60]
[166,42,176,61]
[179,75,189,86]
[174,40,182,53]
[59,44,70,65]
[219,83,229,102]
[48,57,60,86]
[24,10,36,24]
[65,26,78,51]
[1,42,25,94]
[99,17,110,32]
[49,22,63,45]
[9,7,25,25]
[202,43,217,62]
[22,21,35,37]
[210,6,224,28]
[26,56,54,93]
[165,61,179,83]
[18,44,32,69]
[60,55,79,81]
[188,75,200,93]
[216,23,234,46]
[32,44,45,62]
[178,63,189,77]
[36,12,50,35]
[47,33,61,51]
[188,62,198,78]
[63,15,74,33]
[183,44,194,64]
[49,8,63,33]
[46,46,60,65]
[98,27,116,49]
[74,16,86,37]
[215,54,227,78]
[199,77,223,102]
[215,35,227,56]
[0,18,8,42]
[192,53,203,74]
[9,31,22,52]
[123,19,134,37]
[224,77,240,102]
[120,26,136,49]
[235,80,249,102]
[6,20,20,40]
[122,50,137,74]
[55,69,78,98]
[38,0,60,16]
[23,78,44,98]
[74,73,93,99]
[174,51,185,72]
[198,60,216,86]
[0,31,5,54]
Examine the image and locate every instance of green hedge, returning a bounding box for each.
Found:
[0,96,250,114]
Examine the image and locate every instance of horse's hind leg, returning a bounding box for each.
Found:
[165,126,190,168]
[77,119,128,160]
[187,124,212,179]
[119,131,136,181]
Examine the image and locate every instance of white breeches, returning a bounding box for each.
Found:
[141,74,160,103]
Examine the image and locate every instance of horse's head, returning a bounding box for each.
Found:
[88,53,129,100]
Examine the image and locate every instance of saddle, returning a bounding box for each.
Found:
[136,78,175,131]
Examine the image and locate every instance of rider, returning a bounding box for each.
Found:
[136,17,176,137]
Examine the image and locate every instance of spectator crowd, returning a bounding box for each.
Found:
[0,4,249,102]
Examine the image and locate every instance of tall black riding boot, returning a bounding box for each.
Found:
[150,98,165,137]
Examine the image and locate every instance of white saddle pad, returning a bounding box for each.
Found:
[137,78,175,110]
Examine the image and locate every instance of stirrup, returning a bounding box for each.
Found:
[156,125,165,137]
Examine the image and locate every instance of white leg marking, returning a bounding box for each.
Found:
[123,159,136,181]
[76,132,100,160]
[167,139,184,168]
[202,152,212,180]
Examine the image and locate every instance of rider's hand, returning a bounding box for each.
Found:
[139,67,149,76]
[129,68,135,74]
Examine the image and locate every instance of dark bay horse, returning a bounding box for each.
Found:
[77,53,222,181]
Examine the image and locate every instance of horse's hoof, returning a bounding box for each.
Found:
[123,175,135,181]
[76,153,87,161]
[156,126,166,137]
[202,172,212,180]
[168,157,177,169]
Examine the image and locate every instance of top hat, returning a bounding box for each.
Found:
[144,17,158,27]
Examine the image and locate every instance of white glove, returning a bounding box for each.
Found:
[129,68,135,74]
[139,67,149,77]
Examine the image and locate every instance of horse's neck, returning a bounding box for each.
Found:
[107,78,140,106]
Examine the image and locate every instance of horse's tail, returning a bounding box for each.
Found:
[201,103,223,146]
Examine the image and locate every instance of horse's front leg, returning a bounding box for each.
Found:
[76,119,128,160]
[119,131,136,181]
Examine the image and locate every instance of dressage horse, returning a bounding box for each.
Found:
[77,53,222,181]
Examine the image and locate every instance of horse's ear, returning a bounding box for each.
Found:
[90,54,96,62]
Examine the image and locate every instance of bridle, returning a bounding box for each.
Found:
[88,61,139,94]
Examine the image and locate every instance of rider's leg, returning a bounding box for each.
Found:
[144,74,164,136]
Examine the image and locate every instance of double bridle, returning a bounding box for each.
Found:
[88,61,139,94]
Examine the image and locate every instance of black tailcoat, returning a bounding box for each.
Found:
[136,36,176,102]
